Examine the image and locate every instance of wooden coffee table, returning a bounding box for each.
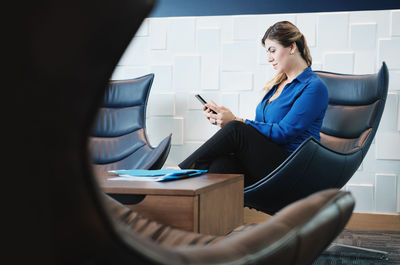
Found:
[97,172,244,236]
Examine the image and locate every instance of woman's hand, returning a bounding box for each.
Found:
[203,100,236,127]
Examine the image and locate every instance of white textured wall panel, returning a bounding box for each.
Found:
[197,28,221,53]
[165,142,204,168]
[375,160,400,175]
[150,64,172,90]
[111,66,150,80]
[221,92,240,115]
[146,116,184,146]
[173,92,188,117]
[350,23,377,50]
[389,71,400,91]
[233,16,258,40]
[347,184,374,212]
[311,62,322,71]
[379,93,399,132]
[147,92,175,116]
[197,16,234,42]
[110,9,400,214]
[150,19,168,50]
[354,51,376,74]
[168,18,196,53]
[258,44,268,65]
[184,111,219,141]
[350,10,391,38]
[323,52,354,74]
[376,132,400,160]
[318,13,349,50]
[378,38,400,69]
[297,14,317,47]
[239,92,264,119]
[398,101,400,131]
[375,90,400,161]
[201,54,220,90]
[391,10,400,36]
[173,55,201,91]
[349,171,374,185]
[375,174,398,213]
[221,72,253,91]
[253,65,273,92]
[150,50,173,65]
[164,145,184,168]
[222,41,257,72]
[398,176,400,212]
[358,144,377,175]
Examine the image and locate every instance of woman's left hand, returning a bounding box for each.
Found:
[205,100,236,127]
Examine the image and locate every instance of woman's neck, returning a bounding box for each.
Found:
[285,60,309,82]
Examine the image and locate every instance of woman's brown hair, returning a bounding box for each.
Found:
[262,21,312,91]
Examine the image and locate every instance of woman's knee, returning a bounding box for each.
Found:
[223,120,247,132]
[208,155,244,174]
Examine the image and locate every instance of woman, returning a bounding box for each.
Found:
[179,21,329,187]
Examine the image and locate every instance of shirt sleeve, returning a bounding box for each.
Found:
[245,81,328,144]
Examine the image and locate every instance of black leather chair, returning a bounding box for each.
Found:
[244,62,389,215]
[90,74,171,172]
[18,0,356,264]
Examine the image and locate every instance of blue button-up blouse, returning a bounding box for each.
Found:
[245,67,329,153]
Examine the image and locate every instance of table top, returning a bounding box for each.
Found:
[96,171,244,196]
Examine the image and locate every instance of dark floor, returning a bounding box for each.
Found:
[331,229,400,263]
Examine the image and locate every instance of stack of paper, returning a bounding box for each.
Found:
[107,169,208,182]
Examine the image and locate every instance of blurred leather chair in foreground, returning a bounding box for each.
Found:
[20,0,355,264]
[106,189,355,264]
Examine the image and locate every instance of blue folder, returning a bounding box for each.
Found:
[108,169,208,181]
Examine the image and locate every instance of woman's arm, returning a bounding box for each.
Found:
[245,81,328,144]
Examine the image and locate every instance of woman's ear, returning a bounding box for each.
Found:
[290,42,297,55]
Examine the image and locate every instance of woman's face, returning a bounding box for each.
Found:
[264,39,292,73]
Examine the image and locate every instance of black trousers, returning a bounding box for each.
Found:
[178,120,290,186]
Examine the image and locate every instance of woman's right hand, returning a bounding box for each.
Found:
[203,100,218,125]
[203,100,236,127]
[203,104,215,124]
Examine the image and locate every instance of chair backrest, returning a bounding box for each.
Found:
[315,63,389,154]
[90,74,157,170]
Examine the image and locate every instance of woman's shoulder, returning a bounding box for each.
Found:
[307,72,328,91]
[297,73,328,102]
[296,67,326,89]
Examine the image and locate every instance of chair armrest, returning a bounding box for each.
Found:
[244,137,362,214]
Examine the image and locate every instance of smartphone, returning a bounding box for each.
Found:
[195,94,217,114]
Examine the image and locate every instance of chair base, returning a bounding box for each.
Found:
[324,243,389,260]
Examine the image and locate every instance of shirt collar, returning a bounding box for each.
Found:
[294,66,313,84]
